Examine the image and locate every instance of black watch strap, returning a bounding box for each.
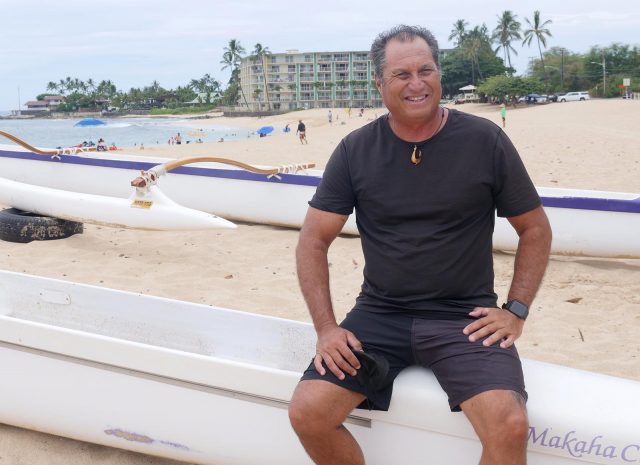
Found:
[501,299,529,320]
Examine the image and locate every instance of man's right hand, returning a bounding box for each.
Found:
[314,325,363,380]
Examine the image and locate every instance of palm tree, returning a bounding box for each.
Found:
[492,11,521,69]
[252,43,272,110]
[253,88,263,107]
[221,39,249,109]
[46,81,60,94]
[86,78,97,96]
[523,10,553,81]
[449,19,469,47]
[58,79,68,95]
[222,39,245,68]
[460,25,491,83]
[97,80,117,99]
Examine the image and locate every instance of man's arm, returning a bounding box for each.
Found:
[464,205,552,348]
[296,207,362,379]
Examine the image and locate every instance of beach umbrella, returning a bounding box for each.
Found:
[257,126,274,135]
[74,117,106,127]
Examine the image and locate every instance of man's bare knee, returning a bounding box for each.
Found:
[499,406,529,443]
[289,380,364,437]
[462,389,529,444]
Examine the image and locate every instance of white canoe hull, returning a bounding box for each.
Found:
[1,145,639,257]
[1,270,638,465]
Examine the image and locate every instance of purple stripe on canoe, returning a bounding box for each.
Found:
[541,196,640,214]
[0,149,321,187]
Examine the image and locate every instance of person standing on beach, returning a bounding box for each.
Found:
[501,103,507,128]
[328,110,333,125]
[289,24,551,465]
[296,120,308,144]
[175,133,182,144]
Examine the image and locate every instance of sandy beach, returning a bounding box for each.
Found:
[1,100,639,464]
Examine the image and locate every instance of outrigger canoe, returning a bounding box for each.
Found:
[0,270,638,465]
[1,143,639,257]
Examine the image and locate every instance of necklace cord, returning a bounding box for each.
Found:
[410,108,445,166]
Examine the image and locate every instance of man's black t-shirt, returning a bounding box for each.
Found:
[309,109,541,319]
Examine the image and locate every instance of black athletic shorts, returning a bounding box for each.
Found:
[300,309,527,412]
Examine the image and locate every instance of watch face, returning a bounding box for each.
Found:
[504,300,529,319]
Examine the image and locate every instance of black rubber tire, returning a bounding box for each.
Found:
[0,208,83,243]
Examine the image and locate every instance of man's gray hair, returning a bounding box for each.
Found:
[370,25,440,81]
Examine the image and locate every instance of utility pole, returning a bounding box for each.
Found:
[560,49,565,92]
[602,50,606,98]
[590,50,607,98]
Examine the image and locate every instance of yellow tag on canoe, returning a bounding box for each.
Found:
[131,199,153,209]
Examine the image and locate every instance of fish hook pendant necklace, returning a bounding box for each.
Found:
[410,107,446,166]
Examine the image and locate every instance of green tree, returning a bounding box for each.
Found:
[477,75,544,103]
[221,39,249,108]
[189,74,221,96]
[523,11,553,84]
[448,19,469,47]
[492,11,521,70]
[441,46,508,97]
[46,81,60,94]
[252,43,272,110]
[460,25,492,83]
[86,78,96,95]
[96,80,117,99]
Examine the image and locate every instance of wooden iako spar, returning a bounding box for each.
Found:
[131,157,315,189]
[0,130,97,156]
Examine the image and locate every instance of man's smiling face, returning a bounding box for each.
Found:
[376,37,442,126]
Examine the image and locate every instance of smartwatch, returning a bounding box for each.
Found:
[502,299,529,320]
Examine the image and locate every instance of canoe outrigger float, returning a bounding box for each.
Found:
[0,270,638,465]
[1,131,639,257]
[0,176,237,231]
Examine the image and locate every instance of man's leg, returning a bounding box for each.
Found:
[461,389,529,465]
[289,379,366,465]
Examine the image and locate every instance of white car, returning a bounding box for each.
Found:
[558,91,590,102]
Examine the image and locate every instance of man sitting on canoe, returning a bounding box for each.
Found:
[289,24,552,465]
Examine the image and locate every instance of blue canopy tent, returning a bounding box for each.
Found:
[74,118,106,127]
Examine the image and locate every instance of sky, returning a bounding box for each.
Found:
[1,0,639,111]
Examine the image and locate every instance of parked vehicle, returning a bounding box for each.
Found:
[558,92,590,102]
[516,94,547,104]
[547,94,559,102]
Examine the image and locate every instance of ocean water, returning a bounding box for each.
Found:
[0,116,255,149]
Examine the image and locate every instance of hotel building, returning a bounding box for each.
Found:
[238,50,384,111]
